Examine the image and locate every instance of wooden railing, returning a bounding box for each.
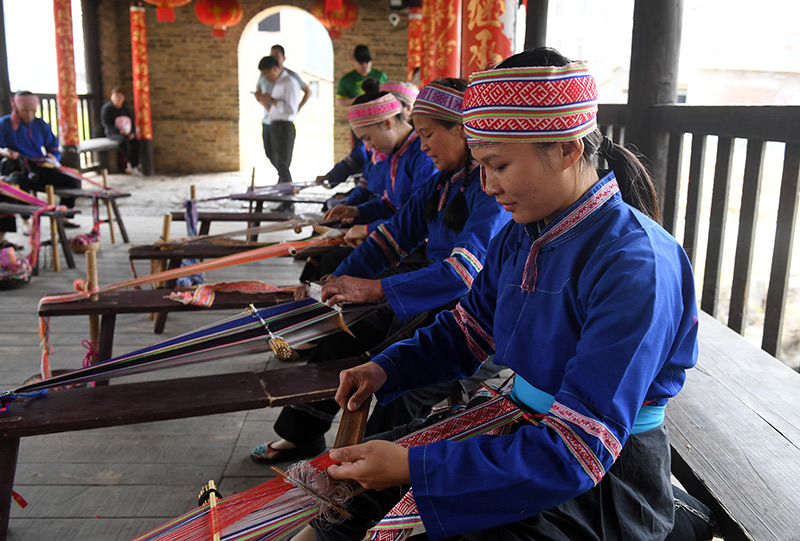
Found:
[599,104,800,364]
[36,93,103,170]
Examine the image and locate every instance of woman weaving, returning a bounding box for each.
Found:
[324,80,435,231]
[318,48,701,540]
[251,79,511,464]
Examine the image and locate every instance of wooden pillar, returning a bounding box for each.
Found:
[82,0,104,138]
[130,6,155,176]
[53,0,81,169]
[625,0,683,198]
[523,0,548,50]
[461,0,515,78]
[0,1,12,117]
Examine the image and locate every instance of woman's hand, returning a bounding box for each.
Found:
[344,225,368,248]
[321,275,385,305]
[323,205,359,225]
[293,284,310,300]
[334,361,387,412]
[327,441,409,491]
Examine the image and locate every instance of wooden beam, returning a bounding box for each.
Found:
[625,0,683,196]
[523,0,548,50]
[0,0,11,117]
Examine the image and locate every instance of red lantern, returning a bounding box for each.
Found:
[311,0,358,40]
[142,0,193,23]
[195,0,243,38]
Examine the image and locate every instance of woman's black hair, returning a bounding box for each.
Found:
[496,48,661,223]
[352,78,403,123]
[421,78,472,231]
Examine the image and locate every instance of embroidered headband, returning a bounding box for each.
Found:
[463,61,598,147]
[380,81,419,108]
[348,93,402,129]
[412,83,464,124]
[12,94,40,108]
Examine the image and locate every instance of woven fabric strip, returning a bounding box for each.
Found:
[381,82,419,107]
[348,94,402,129]
[463,62,598,147]
[411,83,464,124]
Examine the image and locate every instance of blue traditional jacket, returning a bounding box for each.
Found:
[0,115,60,160]
[353,131,436,227]
[372,172,699,539]
[334,160,510,321]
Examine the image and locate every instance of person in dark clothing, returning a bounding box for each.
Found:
[100,88,140,175]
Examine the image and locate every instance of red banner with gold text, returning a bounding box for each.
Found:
[53,0,79,147]
[461,0,515,78]
[430,0,462,80]
[130,7,154,140]
[407,7,422,82]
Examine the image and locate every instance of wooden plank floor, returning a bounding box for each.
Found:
[1,173,337,540]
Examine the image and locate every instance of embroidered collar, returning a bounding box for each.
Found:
[520,172,619,291]
[389,130,419,192]
[437,158,474,211]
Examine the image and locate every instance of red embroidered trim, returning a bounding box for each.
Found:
[550,402,621,459]
[542,416,604,485]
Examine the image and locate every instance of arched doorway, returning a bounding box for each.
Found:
[237,6,334,183]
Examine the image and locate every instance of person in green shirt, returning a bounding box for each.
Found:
[336,44,388,109]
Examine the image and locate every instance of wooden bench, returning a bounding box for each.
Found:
[0,202,81,271]
[77,137,122,173]
[54,188,131,243]
[0,356,364,541]
[665,311,800,540]
[170,210,298,239]
[38,288,294,361]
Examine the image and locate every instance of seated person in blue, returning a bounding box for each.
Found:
[100,87,140,175]
[300,80,433,282]
[0,91,80,227]
[316,48,706,541]
[323,80,435,230]
[250,79,511,464]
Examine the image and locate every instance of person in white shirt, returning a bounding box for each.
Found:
[254,55,301,184]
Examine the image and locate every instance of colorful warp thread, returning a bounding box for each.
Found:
[130,395,526,541]
[411,82,464,125]
[36,236,344,379]
[463,62,598,147]
[380,81,419,108]
[348,94,402,129]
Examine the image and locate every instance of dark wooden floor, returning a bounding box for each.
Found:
[1,175,333,540]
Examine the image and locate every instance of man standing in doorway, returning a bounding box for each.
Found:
[254,55,301,185]
[335,44,388,108]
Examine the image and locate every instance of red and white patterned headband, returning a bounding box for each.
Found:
[380,82,419,107]
[463,61,598,147]
[348,93,402,129]
[12,94,40,108]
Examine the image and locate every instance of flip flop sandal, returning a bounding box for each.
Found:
[250,440,326,464]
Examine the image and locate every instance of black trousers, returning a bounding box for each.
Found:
[263,120,296,184]
[108,133,140,168]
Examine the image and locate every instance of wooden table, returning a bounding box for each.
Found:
[54,189,131,243]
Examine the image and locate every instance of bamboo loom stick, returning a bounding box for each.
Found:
[46,185,60,272]
[101,169,117,244]
[86,250,100,367]
[248,167,256,213]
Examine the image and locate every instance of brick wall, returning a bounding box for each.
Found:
[93,0,410,174]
